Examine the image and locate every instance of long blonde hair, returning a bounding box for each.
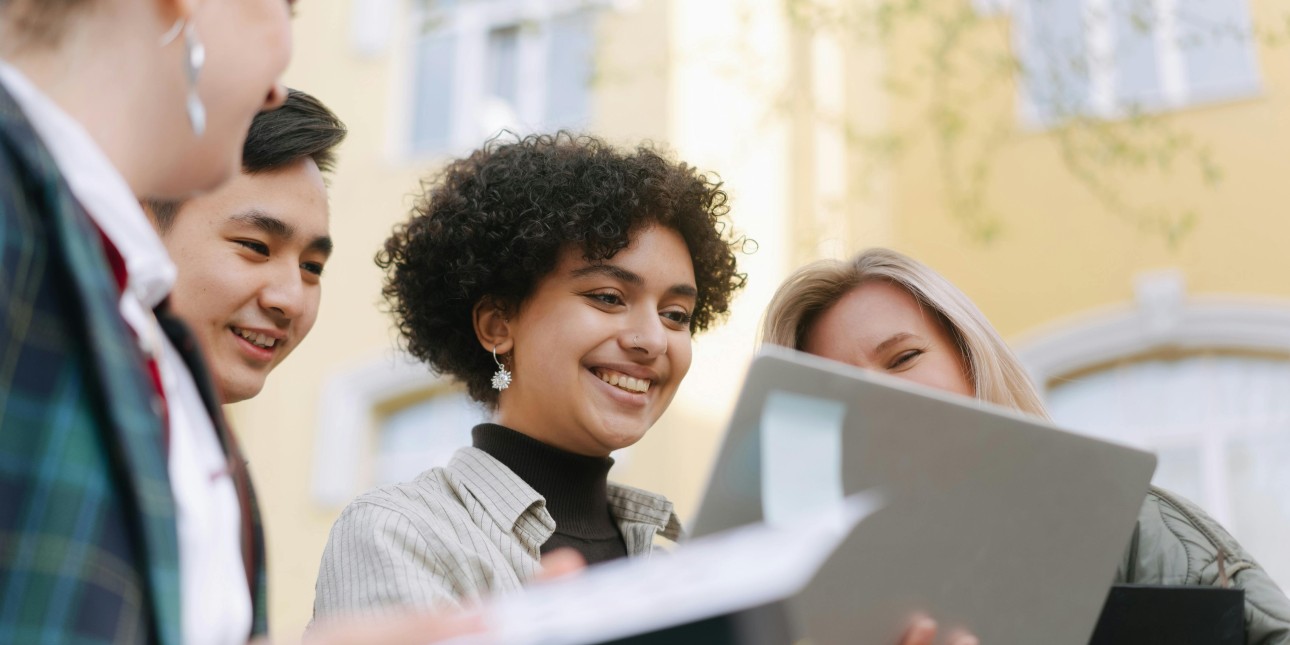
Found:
[762,248,1050,419]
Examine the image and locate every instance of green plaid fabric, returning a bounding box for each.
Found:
[0,82,182,644]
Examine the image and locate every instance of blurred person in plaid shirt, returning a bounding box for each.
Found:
[0,0,292,642]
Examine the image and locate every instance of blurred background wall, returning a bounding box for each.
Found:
[230,0,1290,638]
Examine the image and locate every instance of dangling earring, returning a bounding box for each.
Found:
[490,345,512,391]
[160,18,207,137]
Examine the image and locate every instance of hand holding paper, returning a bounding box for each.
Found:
[466,491,884,645]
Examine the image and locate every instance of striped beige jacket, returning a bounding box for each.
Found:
[311,447,682,619]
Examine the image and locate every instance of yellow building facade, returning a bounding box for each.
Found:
[231,0,1290,637]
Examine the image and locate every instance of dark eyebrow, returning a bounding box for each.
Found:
[572,263,643,286]
[231,210,294,239]
[231,209,333,258]
[875,332,920,355]
[571,263,696,299]
[668,283,698,299]
[309,236,334,258]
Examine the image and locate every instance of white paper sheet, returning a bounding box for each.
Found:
[455,491,883,645]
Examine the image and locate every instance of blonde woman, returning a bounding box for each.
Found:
[764,247,1290,644]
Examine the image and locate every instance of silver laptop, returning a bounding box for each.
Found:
[691,347,1156,644]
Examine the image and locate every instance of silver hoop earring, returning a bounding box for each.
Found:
[161,18,206,137]
[490,345,512,391]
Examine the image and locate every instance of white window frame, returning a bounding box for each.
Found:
[1014,270,1290,528]
[311,348,635,506]
[971,0,1013,16]
[402,0,609,159]
[1004,0,1262,126]
[311,351,468,506]
[1014,272,1290,386]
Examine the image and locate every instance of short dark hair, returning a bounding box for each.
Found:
[377,131,749,406]
[148,88,347,231]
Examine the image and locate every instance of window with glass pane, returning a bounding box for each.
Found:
[407,1,598,155]
[1016,0,1260,125]
[376,390,487,486]
[1046,353,1290,590]
[411,31,457,152]
[544,9,594,128]
[1176,0,1261,103]
[487,25,522,111]
[1016,0,1091,124]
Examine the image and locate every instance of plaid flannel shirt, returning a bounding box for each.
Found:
[0,81,267,644]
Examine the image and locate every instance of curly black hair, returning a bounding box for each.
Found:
[377,132,748,405]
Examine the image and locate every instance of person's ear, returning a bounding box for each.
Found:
[472,297,513,355]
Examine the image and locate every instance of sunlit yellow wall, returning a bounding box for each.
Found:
[869,0,1290,338]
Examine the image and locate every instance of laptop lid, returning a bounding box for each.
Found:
[691,347,1156,644]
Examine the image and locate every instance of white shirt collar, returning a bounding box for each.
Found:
[0,60,176,309]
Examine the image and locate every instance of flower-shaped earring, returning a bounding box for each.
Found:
[491,345,512,391]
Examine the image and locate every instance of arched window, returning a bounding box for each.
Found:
[1016,271,1290,588]
[312,352,486,507]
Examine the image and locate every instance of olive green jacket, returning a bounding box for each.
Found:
[1117,487,1290,644]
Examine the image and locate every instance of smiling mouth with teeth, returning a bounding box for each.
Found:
[594,368,651,394]
[232,327,279,350]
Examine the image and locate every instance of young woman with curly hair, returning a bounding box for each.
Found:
[312,132,747,616]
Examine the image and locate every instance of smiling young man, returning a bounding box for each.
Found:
[146,88,344,404]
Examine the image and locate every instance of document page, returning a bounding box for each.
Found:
[464,491,882,645]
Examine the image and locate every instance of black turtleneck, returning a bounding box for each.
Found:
[472,423,628,565]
